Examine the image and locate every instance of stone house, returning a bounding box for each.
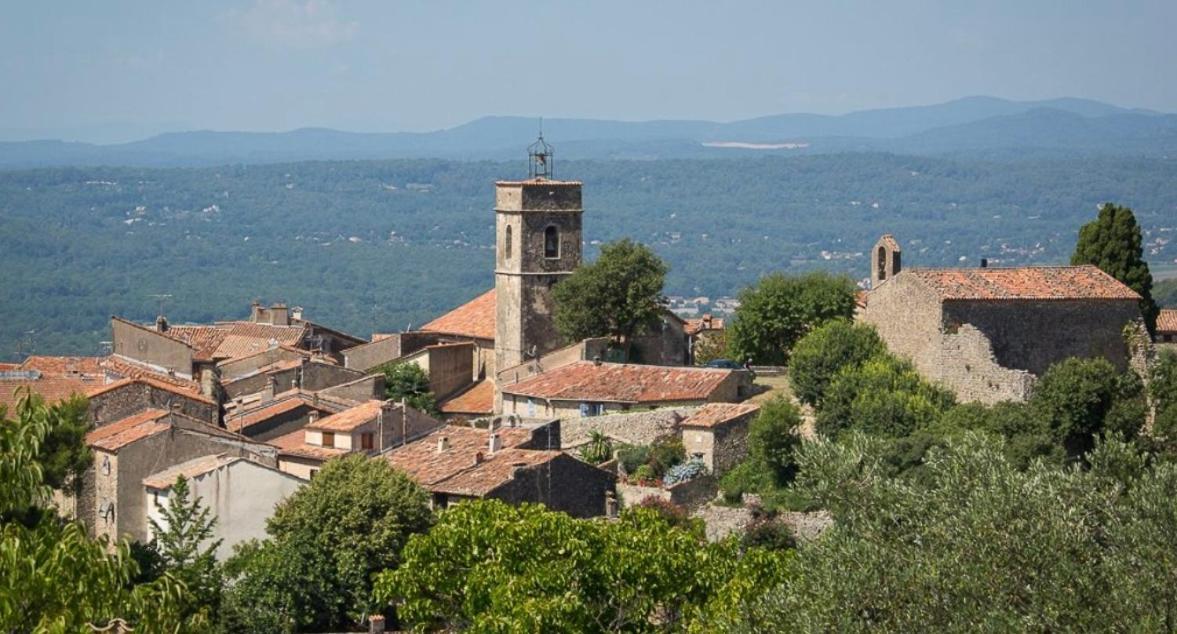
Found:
[224,391,343,441]
[87,377,219,428]
[498,361,742,419]
[863,235,1143,404]
[270,400,442,479]
[679,402,759,477]
[144,454,303,560]
[80,409,277,545]
[385,422,615,518]
[1158,309,1177,349]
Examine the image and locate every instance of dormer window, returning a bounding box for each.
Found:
[544,225,560,259]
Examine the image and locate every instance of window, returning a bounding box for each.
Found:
[544,225,560,258]
[322,431,335,448]
[877,246,888,281]
[361,432,374,450]
[504,225,512,260]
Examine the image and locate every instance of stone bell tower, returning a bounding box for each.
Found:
[871,234,902,289]
[494,134,583,373]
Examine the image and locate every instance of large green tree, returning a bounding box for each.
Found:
[0,396,201,633]
[719,395,805,507]
[373,499,791,633]
[0,392,90,494]
[788,320,886,407]
[380,362,438,415]
[552,238,668,354]
[221,455,432,632]
[1071,202,1159,333]
[726,434,1177,632]
[727,272,858,365]
[148,475,222,619]
[1030,356,1146,458]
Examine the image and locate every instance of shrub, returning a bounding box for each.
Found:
[789,320,886,407]
[616,444,650,475]
[663,458,708,486]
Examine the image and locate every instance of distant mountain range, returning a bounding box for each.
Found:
[2,96,1175,168]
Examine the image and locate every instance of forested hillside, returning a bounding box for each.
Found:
[2,153,1175,358]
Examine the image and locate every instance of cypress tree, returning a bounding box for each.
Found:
[1071,203,1159,334]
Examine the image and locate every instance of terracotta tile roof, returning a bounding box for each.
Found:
[0,374,92,413]
[269,428,348,462]
[386,425,535,487]
[906,266,1140,301]
[101,356,203,393]
[156,324,228,360]
[1159,309,1177,335]
[680,402,760,429]
[143,454,241,489]
[501,362,735,404]
[86,409,171,452]
[432,448,562,497]
[86,375,216,405]
[306,400,385,432]
[226,396,329,434]
[20,356,104,376]
[684,315,725,336]
[0,363,18,371]
[421,289,496,340]
[439,379,495,415]
[211,324,307,359]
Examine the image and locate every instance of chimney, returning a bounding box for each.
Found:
[291,306,303,322]
[155,315,169,332]
[488,433,502,454]
[593,354,602,367]
[250,300,263,322]
[368,615,386,634]
[270,303,290,326]
[308,410,319,425]
[473,451,484,466]
[980,257,988,269]
[437,436,450,452]
[263,375,276,400]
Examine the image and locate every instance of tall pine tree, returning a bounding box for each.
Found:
[1072,203,1159,334]
[149,474,223,618]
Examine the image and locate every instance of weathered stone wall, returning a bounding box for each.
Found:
[861,273,945,379]
[942,299,1140,376]
[560,407,695,448]
[616,475,716,510]
[88,382,217,427]
[938,323,1036,404]
[342,336,404,372]
[218,348,305,381]
[418,343,474,401]
[488,453,615,518]
[682,414,753,477]
[320,374,385,403]
[631,316,690,366]
[111,320,194,376]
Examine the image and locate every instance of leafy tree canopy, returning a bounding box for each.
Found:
[552,238,668,352]
[788,319,886,407]
[374,499,791,633]
[221,455,432,632]
[1071,202,1159,333]
[727,272,857,365]
[380,362,438,415]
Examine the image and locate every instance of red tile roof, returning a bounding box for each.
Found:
[906,266,1140,301]
[500,362,735,404]
[226,396,329,434]
[306,400,385,432]
[86,409,171,452]
[386,425,535,487]
[432,448,562,497]
[680,402,760,429]
[143,454,241,489]
[20,356,104,376]
[684,315,725,336]
[0,374,92,413]
[1159,309,1177,335]
[101,356,203,394]
[421,289,496,340]
[439,379,495,415]
[269,428,348,462]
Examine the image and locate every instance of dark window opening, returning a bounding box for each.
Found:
[361,432,374,450]
[877,246,887,281]
[322,431,335,448]
[544,226,560,259]
[504,225,512,260]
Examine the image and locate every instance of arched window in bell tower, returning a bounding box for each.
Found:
[877,246,888,281]
[544,225,560,259]
[504,225,512,261]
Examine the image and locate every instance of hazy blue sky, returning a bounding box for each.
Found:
[2,0,1175,142]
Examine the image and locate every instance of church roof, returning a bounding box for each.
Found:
[420,289,496,340]
[906,266,1140,301]
[500,361,735,404]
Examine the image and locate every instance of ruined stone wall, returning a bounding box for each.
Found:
[938,323,1036,404]
[943,299,1141,376]
[88,383,217,427]
[488,454,614,518]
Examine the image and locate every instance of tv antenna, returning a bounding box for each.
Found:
[148,293,173,317]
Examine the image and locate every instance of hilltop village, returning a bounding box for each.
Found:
[5,141,1177,631]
